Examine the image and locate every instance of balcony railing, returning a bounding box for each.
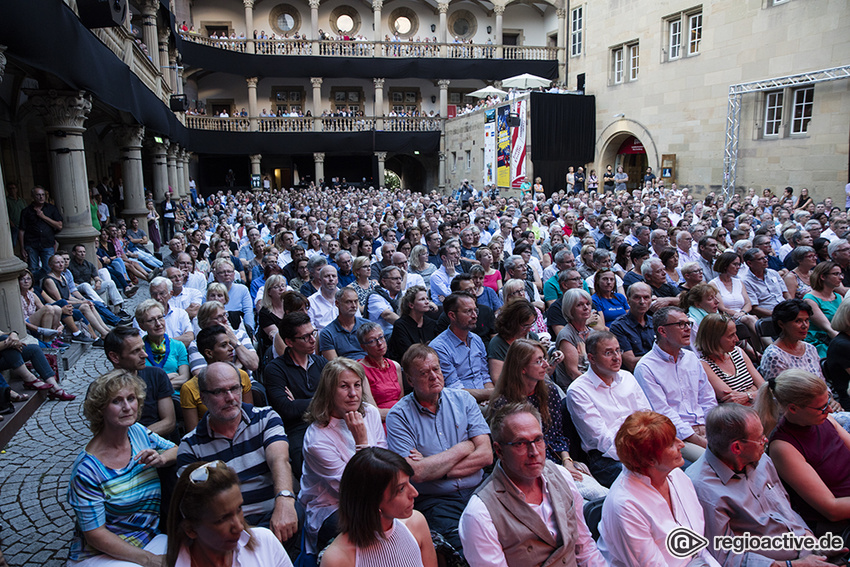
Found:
[186,115,442,133]
[178,32,559,61]
[93,25,171,101]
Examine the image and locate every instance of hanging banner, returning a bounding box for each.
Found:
[510,99,527,188]
[484,109,496,187]
[496,105,511,188]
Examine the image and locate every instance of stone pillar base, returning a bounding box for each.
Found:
[56,226,102,265]
[0,256,30,336]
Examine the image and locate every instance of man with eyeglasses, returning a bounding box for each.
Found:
[176,252,207,292]
[742,248,790,319]
[567,331,652,488]
[635,306,716,462]
[459,403,606,567]
[687,404,831,567]
[542,250,578,307]
[430,244,461,307]
[147,276,194,348]
[425,231,443,267]
[177,361,302,553]
[264,311,327,481]
[430,292,493,402]
[365,266,403,339]
[212,257,255,332]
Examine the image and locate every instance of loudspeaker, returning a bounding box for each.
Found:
[78,0,127,28]
[507,114,521,128]
[170,95,188,112]
[577,73,586,93]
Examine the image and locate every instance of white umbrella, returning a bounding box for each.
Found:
[501,73,552,90]
[468,86,508,98]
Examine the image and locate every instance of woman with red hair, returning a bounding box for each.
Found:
[598,411,720,566]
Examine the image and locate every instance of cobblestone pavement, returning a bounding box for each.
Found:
[0,285,150,566]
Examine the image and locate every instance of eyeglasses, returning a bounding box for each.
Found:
[362,335,387,347]
[503,436,545,451]
[660,320,693,330]
[806,394,833,414]
[738,435,768,448]
[293,329,318,342]
[530,358,549,367]
[598,348,623,358]
[144,315,166,325]
[201,384,241,397]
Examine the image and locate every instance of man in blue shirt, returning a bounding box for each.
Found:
[318,287,367,361]
[386,343,492,552]
[609,282,655,372]
[429,292,493,403]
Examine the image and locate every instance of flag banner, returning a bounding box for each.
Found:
[510,99,527,188]
[497,105,511,188]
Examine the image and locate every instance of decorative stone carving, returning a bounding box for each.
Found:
[308,0,321,10]
[372,0,383,10]
[437,79,450,89]
[243,0,254,8]
[247,76,259,87]
[438,3,449,14]
[313,152,325,162]
[493,4,506,15]
[311,77,323,87]
[373,78,385,89]
[113,124,145,148]
[28,90,92,131]
[375,152,387,161]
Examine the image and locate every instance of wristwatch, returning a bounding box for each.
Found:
[275,490,296,500]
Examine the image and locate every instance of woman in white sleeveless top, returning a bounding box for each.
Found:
[708,251,759,340]
[320,448,437,567]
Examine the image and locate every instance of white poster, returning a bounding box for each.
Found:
[510,99,527,188]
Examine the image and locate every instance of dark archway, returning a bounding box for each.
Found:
[385,154,428,193]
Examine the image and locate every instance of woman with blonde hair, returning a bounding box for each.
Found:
[680,282,721,345]
[784,245,817,299]
[803,260,843,357]
[408,245,436,289]
[756,369,850,536]
[166,461,292,567]
[349,256,377,311]
[695,313,764,405]
[554,288,598,388]
[299,358,387,556]
[258,274,287,356]
[386,286,436,365]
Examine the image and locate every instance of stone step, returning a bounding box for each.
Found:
[61,342,89,372]
[0,378,47,450]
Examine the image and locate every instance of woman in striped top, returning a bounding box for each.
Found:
[695,313,764,406]
[321,448,437,567]
[67,369,177,565]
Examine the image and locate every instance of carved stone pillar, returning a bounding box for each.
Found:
[150,138,169,201]
[438,3,448,57]
[247,76,259,131]
[557,5,567,85]
[181,150,192,201]
[311,77,323,130]
[114,124,148,228]
[244,0,256,54]
[438,79,450,119]
[438,151,447,192]
[372,0,383,42]
[175,152,186,196]
[373,78,385,129]
[494,5,505,59]
[167,144,179,197]
[158,28,171,89]
[314,152,325,185]
[376,152,387,188]
[141,0,159,63]
[249,155,262,191]
[0,45,28,335]
[28,90,100,263]
[309,0,320,53]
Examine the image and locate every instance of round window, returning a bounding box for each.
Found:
[277,13,295,32]
[337,14,354,33]
[394,16,411,34]
[452,18,469,36]
[269,5,302,36]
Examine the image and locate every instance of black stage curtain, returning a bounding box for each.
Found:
[530,92,596,197]
[173,37,558,81]
[188,130,440,155]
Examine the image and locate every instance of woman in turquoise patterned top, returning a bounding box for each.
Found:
[67,369,176,565]
[803,261,843,357]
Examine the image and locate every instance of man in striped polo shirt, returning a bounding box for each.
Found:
[177,361,302,554]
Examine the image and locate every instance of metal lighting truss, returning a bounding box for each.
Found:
[722,65,850,203]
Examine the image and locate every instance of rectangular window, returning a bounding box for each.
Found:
[791,86,814,134]
[669,19,682,59]
[452,152,457,172]
[612,48,624,84]
[688,13,702,55]
[571,6,583,57]
[629,44,639,81]
[465,150,472,171]
[763,91,783,137]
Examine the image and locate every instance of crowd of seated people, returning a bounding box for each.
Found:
[51,177,850,566]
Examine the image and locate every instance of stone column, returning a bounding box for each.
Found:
[310,0,320,53]
[141,0,159,63]
[494,5,505,59]
[150,138,169,201]
[247,76,259,131]
[244,0,256,54]
[373,78,385,129]
[167,144,179,197]
[158,28,171,89]
[175,153,186,196]
[376,152,387,187]
[0,46,28,335]
[114,124,148,228]
[314,152,325,185]
[372,0,383,42]
[438,3,448,57]
[438,151,446,192]
[28,90,100,263]
[438,79,449,118]
[311,77,323,131]
[250,155,262,191]
[181,150,191,199]
[557,5,567,85]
